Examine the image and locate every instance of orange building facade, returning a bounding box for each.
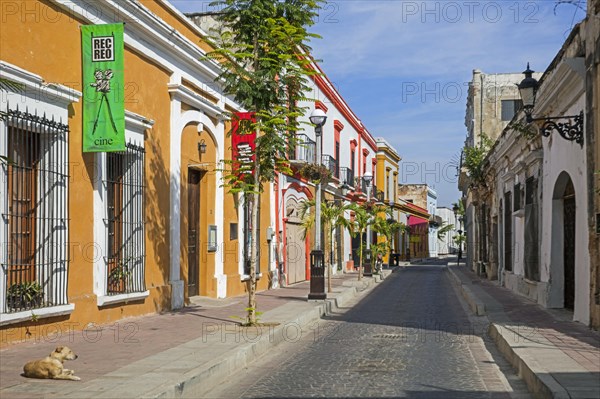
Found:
[0,0,273,346]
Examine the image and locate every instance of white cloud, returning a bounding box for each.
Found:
[171,0,587,205]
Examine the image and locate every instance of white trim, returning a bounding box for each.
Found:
[241,273,263,281]
[168,84,225,118]
[97,291,150,307]
[50,0,239,112]
[0,63,75,316]
[169,97,227,304]
[0,60,82,105]
[155,0,213,39]
[0,304,75,327]
[93,110,150,301]
[125,110,155,130]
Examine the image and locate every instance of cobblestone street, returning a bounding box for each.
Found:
[205,262,530,398]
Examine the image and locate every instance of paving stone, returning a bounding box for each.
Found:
[206,262,530,398]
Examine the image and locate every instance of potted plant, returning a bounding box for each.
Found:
[6,281,44,310]
[299,163,331,184]
[107,258,133,294]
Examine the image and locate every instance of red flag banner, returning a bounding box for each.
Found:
[231,112,256,180]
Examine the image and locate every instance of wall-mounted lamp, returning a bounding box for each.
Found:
[517,63,584,146]
[198,139,207,154]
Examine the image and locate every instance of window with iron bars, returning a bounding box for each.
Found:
[1,108,69,314]
[104,143,146,295]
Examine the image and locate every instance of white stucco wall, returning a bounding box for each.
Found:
[536,59,590,324]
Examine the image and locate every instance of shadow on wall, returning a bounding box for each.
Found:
[146,132,172,312]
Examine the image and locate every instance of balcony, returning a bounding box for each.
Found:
[288,134,315,164]
[339,167,354,188]
[322,155,337,178]
[373,185,385,203]
[355,177,371,194]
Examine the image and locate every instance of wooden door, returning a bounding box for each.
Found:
[563,181,575,310]
[188,170,201,297]
[286,222,306,284]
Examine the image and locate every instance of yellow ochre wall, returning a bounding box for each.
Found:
[0,0,275,345]
[0,0,174,346]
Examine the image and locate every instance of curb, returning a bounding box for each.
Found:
[488,323,570,399]
[446,267,486,316]
[142,275,386,398]
[448,266,580,399]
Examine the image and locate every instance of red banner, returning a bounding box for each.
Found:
[231,112,256,180]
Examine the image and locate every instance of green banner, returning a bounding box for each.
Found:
[81,23,125,152]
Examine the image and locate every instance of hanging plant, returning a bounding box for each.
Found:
[509,120,538,141]
[299,163,332,184]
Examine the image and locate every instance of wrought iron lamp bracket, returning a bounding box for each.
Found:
[528,111,584,146]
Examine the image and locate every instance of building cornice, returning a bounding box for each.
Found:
[0,61,82,105]
[309,62,377,151]
[51,0,241,112]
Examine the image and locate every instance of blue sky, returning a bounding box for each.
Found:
[171,0,587,207]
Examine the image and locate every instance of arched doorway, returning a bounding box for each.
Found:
[563,179,576,310]
[181,122,217,298]
[549,172,577,310]
[285,197,307,284]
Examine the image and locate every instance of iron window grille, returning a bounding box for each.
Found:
[104,143,146,295]
[1,108,69,313]
[513,183,522,211]
[524,176,540,281]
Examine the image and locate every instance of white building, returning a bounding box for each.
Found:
[427,187,439,258]
[466,27,594,325]
[436,207,458,255]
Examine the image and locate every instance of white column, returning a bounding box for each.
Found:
[169,98,184,309]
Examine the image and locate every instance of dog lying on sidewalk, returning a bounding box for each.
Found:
[23,346,81,381]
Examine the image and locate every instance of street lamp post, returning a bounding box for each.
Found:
[308,109,327,300]
[362,172,373,277]
[406,215,411,262]
[458,216,464,263]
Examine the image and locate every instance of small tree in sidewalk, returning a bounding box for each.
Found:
[207,0,323,326]
[347,203,373,281]
[299,199,351,292]
[371,206,406,268]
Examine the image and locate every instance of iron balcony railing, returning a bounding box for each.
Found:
[356,177,371,194]
[339,167,354,188]
[322,155,337,178]
[374,185,385,202]
[288,134,315,164]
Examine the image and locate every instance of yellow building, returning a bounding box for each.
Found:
[374,138,400,264]
[0,0,271,346]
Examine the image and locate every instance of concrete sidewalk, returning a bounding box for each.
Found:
[0,270,391,399]
[448,265,600,399]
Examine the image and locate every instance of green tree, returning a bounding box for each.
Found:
[437,222,455,241]
[347,203,374,281]
[453,233,466,248]
[299,199,351,292]
[462,133,492,186]
[371,206,405,268]
[207,0,323,325]
[451,200,465,217]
